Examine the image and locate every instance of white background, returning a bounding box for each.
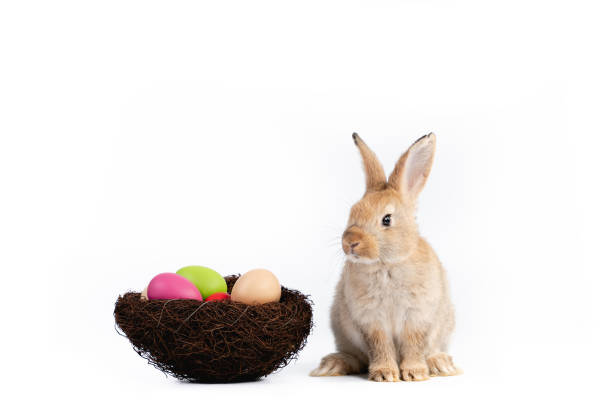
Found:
[1,1,611,407]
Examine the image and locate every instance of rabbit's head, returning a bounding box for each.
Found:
[342,133,436,264]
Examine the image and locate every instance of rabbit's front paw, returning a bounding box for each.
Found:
[368,363,400,382]
[427,353,461,376]
[400,362,430,381]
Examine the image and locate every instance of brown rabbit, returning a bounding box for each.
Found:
[311,133,459,382]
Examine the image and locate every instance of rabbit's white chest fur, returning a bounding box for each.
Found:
[340,260,440,350]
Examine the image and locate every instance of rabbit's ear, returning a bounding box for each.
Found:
[388,133,436,198]
[352,133,386,192]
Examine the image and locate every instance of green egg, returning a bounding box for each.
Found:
[176,265,227,299]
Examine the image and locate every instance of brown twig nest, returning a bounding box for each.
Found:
[114,275,313,383]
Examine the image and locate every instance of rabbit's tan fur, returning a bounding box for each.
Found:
[311,133,459,382]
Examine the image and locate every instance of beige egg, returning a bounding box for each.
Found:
[140,285,148,300]
[230,268,281,305]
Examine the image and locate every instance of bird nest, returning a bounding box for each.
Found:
[114,275,313,383]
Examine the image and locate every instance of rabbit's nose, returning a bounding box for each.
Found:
[342,227,364,254]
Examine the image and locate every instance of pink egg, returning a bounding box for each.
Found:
[147,273,203,301]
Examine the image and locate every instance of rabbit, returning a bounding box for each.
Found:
[311,132,459,382]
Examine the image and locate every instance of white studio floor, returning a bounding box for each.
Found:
[27,325,607,408]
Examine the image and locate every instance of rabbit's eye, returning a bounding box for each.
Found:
[382,214,392,227]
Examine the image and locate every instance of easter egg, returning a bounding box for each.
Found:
[140,285,148,300]
[230,268,281,305]
[205,292,231,302]
[176,265,227,299]
[147,273,203,301]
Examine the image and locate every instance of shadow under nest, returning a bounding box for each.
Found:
[114,275,313,383]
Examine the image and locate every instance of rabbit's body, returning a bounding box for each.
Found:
[332,237,454,363]
[311,133,459,382]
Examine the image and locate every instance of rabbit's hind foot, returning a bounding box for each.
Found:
[310,352,362,377]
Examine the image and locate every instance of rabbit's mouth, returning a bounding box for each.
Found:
[346,254,379,265]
